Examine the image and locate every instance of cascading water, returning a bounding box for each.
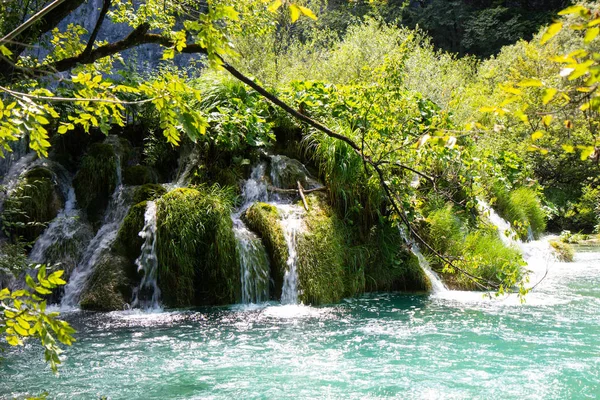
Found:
[478,199,519,247]
[232,163,271,304]
[131,201,161,309]
[478,198,556,289]
[0,152,37,213]
[399,228,448,294]
[61,140,130,308]
[277,204,304,304]
[29,186,93,271]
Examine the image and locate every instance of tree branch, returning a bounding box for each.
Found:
[82,0,111,59]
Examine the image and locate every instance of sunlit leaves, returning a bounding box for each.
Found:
[1,266,75,373]
[540,22,563,45]
[542,88,558,105]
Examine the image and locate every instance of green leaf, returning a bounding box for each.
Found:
[268,0,282,13]
[541,22,563,45]
[25,274,36,289]
[298,6,317,20]
[580,146,595,160]
[0,45,13,56]
[517,79,543,87]
[584,27,599,43]
[6,335,21,346]
[289,4,301,22]
[531,131,544,141]
[35,286,52,295]
[542,88,558,105]
[558,5,588,16]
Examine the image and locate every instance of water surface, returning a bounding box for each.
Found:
[2,248,600,399]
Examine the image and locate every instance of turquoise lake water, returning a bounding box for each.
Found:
[1,244,599,399]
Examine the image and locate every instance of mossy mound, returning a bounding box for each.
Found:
[131,184,166,205]
[114,201,148,272]
[156,186,239,307]
[73,142,118,226]
[123,165,158,186]
[244,194,429,304]
[295,194,348,304]
[550,240,575,262]
[363,226,431,293]
[243,202,288,299]
[493,185,546,240]
[2,167,63,242]
[79,254,132,311]
[422,204,524,291]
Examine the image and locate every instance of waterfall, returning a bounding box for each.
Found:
[478,199,556,288]
[29,186,93,269]
[232,163,271,304]
[399,228,448,294]
[0,153,37,212]
[277,204,304,304]
[235,224,271,303]
[478,199,519,247]
[131,201,161,309]
[61,142,130,308]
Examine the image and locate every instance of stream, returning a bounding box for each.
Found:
[1,240,599,399]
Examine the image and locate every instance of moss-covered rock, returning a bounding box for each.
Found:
[73,143,117,226]
[156,186,239,307]
[131,184,166,205]
[245,194,431,304]
[295,194,348,304]
[79,254,132,311]
[550,240,575,262]
[114,201,148,272]
[2,167,63,242]
[123,165,158,186]
[362,225,431,293]
[243,202,288,299]
[270,155,314,189]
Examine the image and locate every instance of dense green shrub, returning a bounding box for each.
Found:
[493,186,546,240]
[156,186,239,307]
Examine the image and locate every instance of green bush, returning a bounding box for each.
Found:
[156,186,239,307]
[493,185,546,240]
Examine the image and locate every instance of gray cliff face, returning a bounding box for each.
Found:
[31,0,202,74]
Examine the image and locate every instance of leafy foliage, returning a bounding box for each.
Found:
[0,266,75,373]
